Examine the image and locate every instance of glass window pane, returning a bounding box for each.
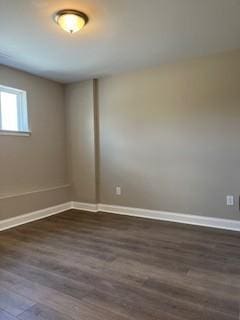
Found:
[1,91,18,131]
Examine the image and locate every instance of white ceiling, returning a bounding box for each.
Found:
[0,0,240,83]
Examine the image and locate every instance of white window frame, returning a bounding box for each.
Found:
[0,85,30,136]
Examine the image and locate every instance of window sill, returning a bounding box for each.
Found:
[0,130,31,136]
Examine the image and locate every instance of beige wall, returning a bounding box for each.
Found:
[2,50,240,222]
[0,65,70,219]
[98,51,240,220]
[65,80,97,203]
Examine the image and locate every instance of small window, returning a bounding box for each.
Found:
[0,85,29,134]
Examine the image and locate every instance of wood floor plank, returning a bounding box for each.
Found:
[0,255,94,301]
[0,287,35,317]
[17,304,72,320]
[0,209,239,319]
[0,309,18,320]
[143,276,239,317]
[0,269,131,320]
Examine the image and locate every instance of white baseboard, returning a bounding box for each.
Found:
[1,201,240,232]
[96,203,240,232]
[0,202,72,231]
[71,201,98,212]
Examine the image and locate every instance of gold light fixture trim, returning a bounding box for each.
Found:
[54,9,89,33]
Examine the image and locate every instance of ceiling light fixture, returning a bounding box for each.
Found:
[54,9,88,34]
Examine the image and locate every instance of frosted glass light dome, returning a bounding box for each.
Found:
[54,10,88,34]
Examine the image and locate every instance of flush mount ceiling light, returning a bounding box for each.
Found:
[54,9,88,34]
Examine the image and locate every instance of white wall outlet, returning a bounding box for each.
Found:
[226,195,234,207]
[116,186,121,196]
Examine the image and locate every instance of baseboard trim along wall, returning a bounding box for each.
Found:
[71,202,240,232]
[72,201,98,212]
[0,202,72,231]
[97,204,240,232]
[1,201,240,232]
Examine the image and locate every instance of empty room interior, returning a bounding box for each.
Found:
[1,1,240,319]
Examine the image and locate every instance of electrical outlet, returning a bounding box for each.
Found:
[226,195,234,207]
[116,186,121,196]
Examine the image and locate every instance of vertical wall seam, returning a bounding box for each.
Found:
[93,79,100,204]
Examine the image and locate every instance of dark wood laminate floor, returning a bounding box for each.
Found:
[0,210,239,320]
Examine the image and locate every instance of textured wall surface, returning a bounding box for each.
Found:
[65,80,97,203]
[98,51,240,220]
[0,66,70,219]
